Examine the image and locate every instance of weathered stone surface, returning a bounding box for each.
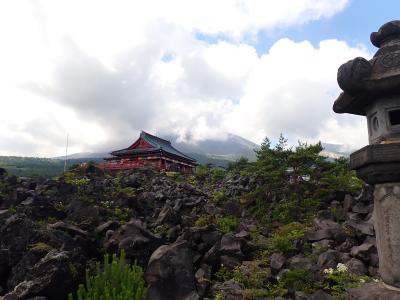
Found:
[212,281,243,300]
[288,255,312,270]
[3,251,79,300]
[270,253,286,271]
[310,289,334,300]
[350,242,377,263]
[295,291,310,300]
[317,250,339,269]
[345,258,367,276]
[145,240,199,300]
[306,229,332,242]
[373,183,400,287]
[104,219,162,266]
[348,282,400,300]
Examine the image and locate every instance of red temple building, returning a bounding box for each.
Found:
[98,131,197,173]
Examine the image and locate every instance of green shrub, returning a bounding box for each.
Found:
[278,269,316,294]
[214,292,225,300]
[215,216,238,233]
[112,208,131,224]
[214,266,233,282]
[195,165,209,180]
[194,215,210,227]
[36,216,58,225]
[210,168,226,183]
[213,190,228,203]
[69,251,146,300]
[267,222,306,254]
[28,242,54,252]
[323,263,373,300]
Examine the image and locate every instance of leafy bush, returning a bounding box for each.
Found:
[111,208,131,224]
[323,263,372,300]
[227,157,251,173]
[213,190,228,203]
[210,168,226,183]
[278,269,316,294]
[215,216,238,233]
[195,165,209,181]
[215,263,315,299]
[267,222,306,254]
[194,215,210,227]
[245,135,363,225]
[69,251,146,300]
[28,242,54,252]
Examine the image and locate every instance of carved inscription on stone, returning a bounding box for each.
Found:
[380,51,400,68]
[374,183,400,287]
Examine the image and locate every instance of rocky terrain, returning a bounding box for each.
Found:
[0,165,377,300]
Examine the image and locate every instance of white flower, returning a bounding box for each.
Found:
[336,263,348,273]
[359,278,365,283]
[323,268,334,275]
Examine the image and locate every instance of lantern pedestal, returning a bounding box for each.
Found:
[350,144,400,290]
[350,144,400,184]
[373,183,400,288]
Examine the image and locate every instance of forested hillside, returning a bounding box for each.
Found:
[0,156,103,177]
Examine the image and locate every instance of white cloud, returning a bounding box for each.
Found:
[0,0,370,157]
[222,39,370,147]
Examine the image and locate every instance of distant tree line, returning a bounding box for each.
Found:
[0,156,104,177]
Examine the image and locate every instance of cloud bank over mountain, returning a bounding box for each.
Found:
[0,0,369,156]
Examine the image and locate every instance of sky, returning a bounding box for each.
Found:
[1,0,399,157]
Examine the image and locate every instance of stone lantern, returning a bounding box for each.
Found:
[333,21,400,298]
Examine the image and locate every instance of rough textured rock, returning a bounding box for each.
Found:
[145,240,199,300]
[104,219,162,266]
[348,282,400,300]
[310,290,335,300]
[3,251,79,300]
[270,253,286,271]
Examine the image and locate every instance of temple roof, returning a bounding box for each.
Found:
[111,131,196,163]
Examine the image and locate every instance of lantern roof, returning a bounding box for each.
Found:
[333,21,400,116]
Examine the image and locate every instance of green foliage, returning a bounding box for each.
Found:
[195,165,227,185]
[8,205,17,214]
[215,262,316,299]
[323,263,372,300]
[64,172,90,187]
[36,216,58,225]
[0,156,102,177]
[214,292,225,300]
[215,216,238,233]
[195,165,209,180]
[69,251,146,300]
[246,135,362,225]
[214,266,232,282]
[210,168,226,183]
[54,201,66,212]
[194,215,210,227]
[28,242,54,252]
[165,171,185,182]
[111,208,130,224]
[227,157,251,174]
[266,222,306,254]
[213,190,228,203]
[279,269,316,294]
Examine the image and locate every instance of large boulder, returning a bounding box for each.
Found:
[348,282,400,300]
[104,219,162,266]
[145,240,199,300]
[3,250,79,300]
